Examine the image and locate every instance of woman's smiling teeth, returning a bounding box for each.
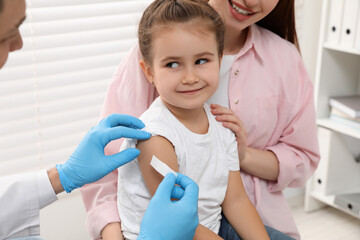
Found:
[230,1,254,16]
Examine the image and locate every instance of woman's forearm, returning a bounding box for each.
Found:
[241,147,279,181]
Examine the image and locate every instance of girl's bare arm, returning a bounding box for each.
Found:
[222,171,270,240]
[101,222,124,240]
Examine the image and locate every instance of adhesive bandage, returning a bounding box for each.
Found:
[150,155,178,177]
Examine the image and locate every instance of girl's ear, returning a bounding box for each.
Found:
[139,59,154,84]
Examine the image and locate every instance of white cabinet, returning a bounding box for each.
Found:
[305,0,360,219]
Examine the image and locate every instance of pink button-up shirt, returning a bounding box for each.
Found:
[80,24,320,240]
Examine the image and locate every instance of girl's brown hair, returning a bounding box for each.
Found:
[257,0,300,51]
[138,0,225,65]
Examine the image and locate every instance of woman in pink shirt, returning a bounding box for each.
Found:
[81,0,320,239]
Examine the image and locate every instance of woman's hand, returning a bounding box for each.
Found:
[211,104,280,181]
[210,104,247,162]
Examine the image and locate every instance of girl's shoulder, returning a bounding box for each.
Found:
[140,98,178,140]
[140,99,168,127]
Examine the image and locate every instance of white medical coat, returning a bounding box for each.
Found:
[0,170,57,239]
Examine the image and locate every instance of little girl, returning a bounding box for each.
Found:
[117,1,293,240]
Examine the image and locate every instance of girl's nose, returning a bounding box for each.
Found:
[182,69,199,84]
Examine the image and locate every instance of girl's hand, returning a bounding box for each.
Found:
[210,104,247,162]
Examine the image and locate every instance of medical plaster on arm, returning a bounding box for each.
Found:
[150,155,177,178]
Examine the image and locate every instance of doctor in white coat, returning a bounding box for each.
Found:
[0,0,199,239]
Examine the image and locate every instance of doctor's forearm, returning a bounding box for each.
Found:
[241,147,279,181]
[47,167,64,194]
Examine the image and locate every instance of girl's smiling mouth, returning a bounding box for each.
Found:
[178,87,205,95]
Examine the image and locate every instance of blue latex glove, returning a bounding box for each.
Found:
[138,173,199,240]
[56,114,151,193]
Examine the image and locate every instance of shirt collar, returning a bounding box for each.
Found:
[235,24,264,61]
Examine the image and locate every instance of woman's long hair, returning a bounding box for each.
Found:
[205,0,300,52]
[257,0,300,51]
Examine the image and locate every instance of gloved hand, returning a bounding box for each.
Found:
[138,173,199,240]
[56,114,151,193]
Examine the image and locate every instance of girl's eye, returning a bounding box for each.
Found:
[166,62,179,68]
[195,59,208,65]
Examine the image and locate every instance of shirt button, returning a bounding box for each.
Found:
[234,70,239,76]
[234,99,239,104]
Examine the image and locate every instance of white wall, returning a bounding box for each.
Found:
[299,0,323,82]
[40,191,91,239]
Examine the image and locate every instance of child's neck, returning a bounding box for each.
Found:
[163,102,209,135]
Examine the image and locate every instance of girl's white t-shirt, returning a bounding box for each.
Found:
[117,97,239,240]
